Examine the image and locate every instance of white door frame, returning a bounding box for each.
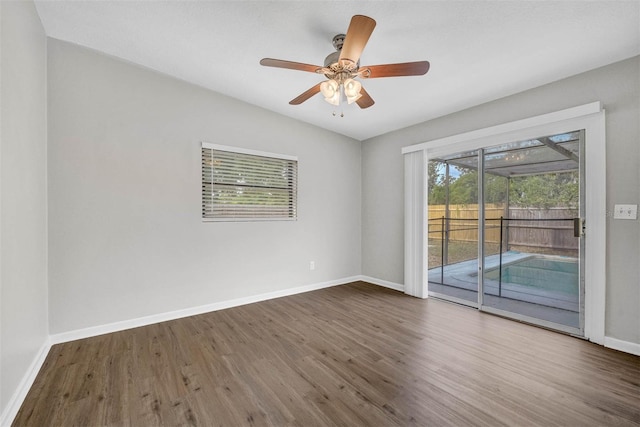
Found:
[403,102,606,344]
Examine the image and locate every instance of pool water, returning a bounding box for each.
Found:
[485,257,579,295]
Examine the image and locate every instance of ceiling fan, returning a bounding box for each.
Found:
[260,15,430,109]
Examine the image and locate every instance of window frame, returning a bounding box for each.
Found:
[201,142,298,222]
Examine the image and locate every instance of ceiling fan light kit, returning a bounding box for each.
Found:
[260,15,430,112]
[319,79,339,104]
[343,79,363,104]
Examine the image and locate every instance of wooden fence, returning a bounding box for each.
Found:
[428,204,578,251]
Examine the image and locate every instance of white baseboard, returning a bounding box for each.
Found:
[0,339,51,427]
[359,275,404,292]
[50,276,361,345]
[604,336,640,356]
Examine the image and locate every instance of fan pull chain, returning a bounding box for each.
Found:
[331,86,346,117]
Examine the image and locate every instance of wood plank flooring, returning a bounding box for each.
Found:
[13,281,640,426]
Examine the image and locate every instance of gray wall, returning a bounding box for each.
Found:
[362,56,640,345]
[0,0,49,416]
[47,39,362,334]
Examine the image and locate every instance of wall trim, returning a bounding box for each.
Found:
[401,101,602,154]
[0,340,52,427]
[48,275,407,346]
[50,276,360,344]
[604,336,640,356]
[359,275,405,292]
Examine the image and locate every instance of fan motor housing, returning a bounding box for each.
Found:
[332,34,345,50]
[324,33,360,71]
[324,34,345,67]
[324,51,340,68]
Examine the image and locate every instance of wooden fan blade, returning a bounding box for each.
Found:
[289,83,322,105]
[356,87,375,109]
[361,61,430,78]
[339,15,376,65]
[260,58,322,73]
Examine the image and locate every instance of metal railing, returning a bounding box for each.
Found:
[428,216,578,297]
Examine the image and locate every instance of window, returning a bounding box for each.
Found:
[201,143,298,221]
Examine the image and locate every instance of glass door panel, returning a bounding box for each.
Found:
[427,152,479,306]
[481,131,583,333]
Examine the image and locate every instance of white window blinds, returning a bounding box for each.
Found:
[201,143,298,221]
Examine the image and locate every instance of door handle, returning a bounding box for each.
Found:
[573,218,585,237]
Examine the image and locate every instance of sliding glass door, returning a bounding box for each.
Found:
[427,131,584,335]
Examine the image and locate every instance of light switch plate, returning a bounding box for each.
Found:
[613,204,638,220]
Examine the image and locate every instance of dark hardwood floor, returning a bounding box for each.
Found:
[13,281,640,426]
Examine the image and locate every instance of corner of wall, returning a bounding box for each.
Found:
[0,0,50,423]
[0,340,51,427]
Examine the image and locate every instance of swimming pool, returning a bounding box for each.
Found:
[485,256,578,296]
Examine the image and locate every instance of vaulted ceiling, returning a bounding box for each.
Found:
[34,1,640,141]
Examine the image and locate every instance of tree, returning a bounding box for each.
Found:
[509,171,578,208]
[428,162,578,209]
[427,161,447,204]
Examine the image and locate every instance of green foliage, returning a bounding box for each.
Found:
[428,160,578,208]
[509,171,578,208]
[427,161,446,204]
[448,168,477,205]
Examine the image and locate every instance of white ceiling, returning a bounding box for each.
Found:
[34,1,640,141]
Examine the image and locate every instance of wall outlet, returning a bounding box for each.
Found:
[309,261,315,270]
[613,204,638,220]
